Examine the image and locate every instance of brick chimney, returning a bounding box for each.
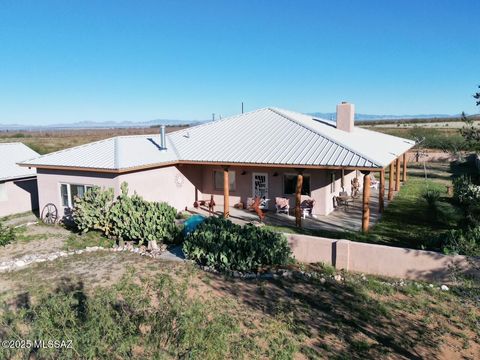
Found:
[336,102,354,132]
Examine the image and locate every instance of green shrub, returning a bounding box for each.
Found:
[452,176,480,226]
[73,186,114,234]
[422,187,441,209]
[0,219,15,246]
[183,217,293,272]
[72,182,178,246]
[109,183,177,244]
[0,274,260,359]
[440,227,480,257]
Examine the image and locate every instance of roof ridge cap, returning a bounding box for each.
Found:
[171,107,271,136]
[269,108,383,168]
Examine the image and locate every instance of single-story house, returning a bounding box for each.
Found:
[0,142,40,218]
[19,103,415,230]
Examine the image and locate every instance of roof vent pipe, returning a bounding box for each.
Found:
[160,125,167,150]
[336,102,355,132]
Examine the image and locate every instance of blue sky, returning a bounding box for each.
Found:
[0,0,479,124]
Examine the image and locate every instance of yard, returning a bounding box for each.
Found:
[0,221,479,359]
[267,160,478,252]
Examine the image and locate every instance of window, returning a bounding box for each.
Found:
[330,172,336,193]
[283,174,310,195]
[60,183,93,207]
[214,170,236,191]
[0,183,7,202]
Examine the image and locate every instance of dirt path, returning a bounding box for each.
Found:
[0,225,70,263]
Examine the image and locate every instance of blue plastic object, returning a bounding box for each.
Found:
[183,214,206,235]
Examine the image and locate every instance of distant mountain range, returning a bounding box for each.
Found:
[308,113,455,121]
[0,119,204,131]
[0,113,460,131]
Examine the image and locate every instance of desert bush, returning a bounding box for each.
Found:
[0,273,286,359]
[183,217,292,272]
[452,176,480,226]
[0,219,15,246]
[440,227,480,257]
[109,183,177,245]
[73,186,114,234]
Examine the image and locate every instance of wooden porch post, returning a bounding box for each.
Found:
[341,169,345,190]
[379,169,385,213]
[223,166,229,218]
[395,158,400,191]
[402,153,407,182]
[362,172,371,232]
[388,162,394,201]
[295,171,303,227]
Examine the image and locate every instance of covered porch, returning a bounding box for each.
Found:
[191,153,408,233]
[191,185,385,232]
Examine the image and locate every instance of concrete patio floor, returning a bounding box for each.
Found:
[189,184,393,233]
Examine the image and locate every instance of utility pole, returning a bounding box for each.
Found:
[241,102,244,114]
[212,113,215,121]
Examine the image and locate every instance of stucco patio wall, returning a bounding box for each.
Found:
[287,233,478,282]
[0,178,38,218]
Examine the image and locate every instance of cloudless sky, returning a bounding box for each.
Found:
[0,0,479,124]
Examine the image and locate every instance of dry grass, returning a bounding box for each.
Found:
[0,223,479,359]
[0,126,188,154]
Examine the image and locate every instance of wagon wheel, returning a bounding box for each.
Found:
[41,203,58,225]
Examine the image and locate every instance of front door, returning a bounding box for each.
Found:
[252,173,269,199]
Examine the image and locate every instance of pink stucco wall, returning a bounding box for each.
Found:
[287,233,479,282]
[118,165,203,211]
[0,178,38,218]
[36,165,203,220]
[36,169,119,219]
[36,164,358,219]
[199,166,357,215]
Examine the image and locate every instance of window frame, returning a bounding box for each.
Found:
[59,183,93,207]
[213,170,236,192]
[283,173,311,196]
[0,182,7,202]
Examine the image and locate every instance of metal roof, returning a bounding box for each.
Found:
[0,143,39,181]
[20,107,415,171]
[170,108,414,168]
[19,135,178,170]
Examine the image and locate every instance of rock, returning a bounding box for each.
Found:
[320,277,326,284]
[14,260,27,268]
[260,273,274,279]
[0,265,11,272]
[429,284,434,288]
[441,285,449,291]
[334,274,343,282]
[47,255,58,261]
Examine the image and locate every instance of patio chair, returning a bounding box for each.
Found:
[351,177,360,198]
[275,197,290,215]
[247,196,269,210]
[252,197,266,222]
[300,199,315,219]
[335,195,353,211]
